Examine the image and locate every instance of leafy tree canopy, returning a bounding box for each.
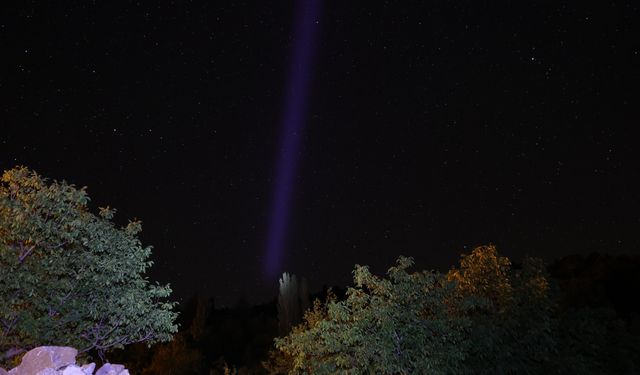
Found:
[272,246,555,374]
[273,257,473,374]
[0,166,178,365]
[447,245,554,374]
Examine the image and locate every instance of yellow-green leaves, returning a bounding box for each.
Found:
[272,246,556,374]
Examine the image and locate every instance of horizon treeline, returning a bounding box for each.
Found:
[114,249,640,374]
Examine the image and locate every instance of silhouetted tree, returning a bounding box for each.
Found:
[190,295,211,341]
[142,333,203,375]
[546,253,640,373]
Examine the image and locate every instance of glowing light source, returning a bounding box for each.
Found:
[264,0,323,278]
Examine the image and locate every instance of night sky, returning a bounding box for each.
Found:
[2,1,639,306]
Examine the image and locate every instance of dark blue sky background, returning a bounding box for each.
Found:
[2,1,639,306]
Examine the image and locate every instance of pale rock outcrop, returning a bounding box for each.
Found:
[2,347,128,375]
[95,364,126,375]
[81,363,96,374]
[11,346,77,374]
[61,365,87,375]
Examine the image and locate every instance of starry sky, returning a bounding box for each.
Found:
[2,1,639,306]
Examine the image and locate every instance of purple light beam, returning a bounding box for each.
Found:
[264,0,322,278]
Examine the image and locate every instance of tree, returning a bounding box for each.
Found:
[274,257,473,374]
[141,333,204,375]
[271,246,556,374]
[264,292,332,374]
[0,166,178,365]
[545,254,640,374]
[447,245,555,374]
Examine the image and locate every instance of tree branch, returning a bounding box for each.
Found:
[18,243,36,263]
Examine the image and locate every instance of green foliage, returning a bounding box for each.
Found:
[274,257,473,374]
[447,246,555,374]
[272,246,558,374]
[0,166,178,364]
[545,307,640,374]
[265,294,331,374]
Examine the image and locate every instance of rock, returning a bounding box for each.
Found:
[61,365,86,375]
[4,346,129,375]
[14,347,77,374]
[80,363,96,375]
[95,363,125,375]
